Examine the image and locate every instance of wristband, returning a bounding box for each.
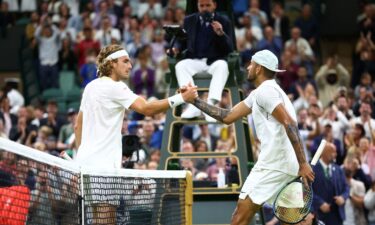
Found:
[168,94,185,108]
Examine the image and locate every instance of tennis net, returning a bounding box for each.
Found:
[0,138,192,225]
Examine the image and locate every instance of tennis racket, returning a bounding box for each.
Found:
[273,139,327,224]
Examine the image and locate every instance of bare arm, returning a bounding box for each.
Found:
[130,97,170,117]
[193,98,251,124]
[74,111,83,148]
[271,104,315,183]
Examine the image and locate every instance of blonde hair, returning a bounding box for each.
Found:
[96,44,124,77]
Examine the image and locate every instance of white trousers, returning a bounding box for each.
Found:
[175,58,229,101]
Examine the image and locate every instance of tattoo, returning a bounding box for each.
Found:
[286,123,307,165]
[193,98,230,122]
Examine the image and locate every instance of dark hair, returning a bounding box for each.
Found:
[263,67,276,79]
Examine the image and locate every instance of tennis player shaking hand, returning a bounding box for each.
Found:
[191,49,314,225]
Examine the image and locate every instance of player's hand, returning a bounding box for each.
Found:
[181,83,198,103]
[320,202,331,213]
[333,195,345,206]
[298,162,315,188]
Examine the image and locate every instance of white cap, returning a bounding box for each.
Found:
[251,50,285,72]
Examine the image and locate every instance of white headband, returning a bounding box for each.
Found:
[105,49,129,60]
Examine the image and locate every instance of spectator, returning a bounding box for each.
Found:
[58,37,77,71]
[40,100,66,139]
[3,79,25,115]
[288,65,317,101]
[294,3,319,51]
[94,15,121,47]
[312,142,349,225]
[34,19,61,91]
[269,2,290,43]
[58,17,76,43]
[277,49,299,91]
[315,55,350,107]
[92,0,117,29]
[137,0,163,19]
[79,48,98,87]
[351,100,375,142]
[75,26,100,68]
[154,56,169,98]
[174,0,234,122]
[193,124,217,151]
[285,27,315,76]
[256,26,282,59]
[360,137,375,180]
[57,108,77,152]
[131,45,155,98]
[246,0,267,29]
[25,11,39,41]
[364,181,375,225]
[0,1,14,38]
[0,95,16,137]
[342,156,367,225]
[354,72,373,100]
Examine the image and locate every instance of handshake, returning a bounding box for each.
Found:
[177,83,199,103]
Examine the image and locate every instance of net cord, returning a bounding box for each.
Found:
[0,137,80,172]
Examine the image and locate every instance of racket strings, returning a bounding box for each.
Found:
[274,182,313,224]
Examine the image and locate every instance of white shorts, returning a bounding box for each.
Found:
[239,168,296,205]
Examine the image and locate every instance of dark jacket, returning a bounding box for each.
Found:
[180,12,234,65]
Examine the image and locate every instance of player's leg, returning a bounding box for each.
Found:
[231,196,261,225]
[93,203,116,225]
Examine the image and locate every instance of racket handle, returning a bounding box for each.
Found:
[311,139,327,166]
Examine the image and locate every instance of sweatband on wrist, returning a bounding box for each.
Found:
[168,94,185,108]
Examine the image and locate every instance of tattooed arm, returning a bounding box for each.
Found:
[271,104,315,184]
[193,98,251,124]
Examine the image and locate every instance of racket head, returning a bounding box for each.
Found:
[273,177,313,224]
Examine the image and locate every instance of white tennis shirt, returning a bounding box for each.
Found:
[75,77,138,168]
[244,79,299,176]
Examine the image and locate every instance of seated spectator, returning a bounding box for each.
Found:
[137,0,163,19]
[94,15,121,47]
[75,26,100,68]
[294,3,319,52]
[246,0,267,29]
[57,108,77,153]
[3,79,25,115]
[256,26,282,59]
[351,100,375,141]
[277,49,299,91]
[58,37,77,71]
[79,48,98,87]
[173,0,234,122]
[288,65,318,101]
[131,45,155,98]
[92,0,117,29]
[269,2,290,43]
[285,27,315,77]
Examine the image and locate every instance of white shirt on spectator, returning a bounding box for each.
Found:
[34,25,60,66]
[75,77,138,169]
[350,116,375,141]
[95,28,121,47]
[243,79,299,176]
[344,178,366,225]
[137,2,163,19]
[7,89,25,115]
[285,38,314,59]
[20,0,37,12]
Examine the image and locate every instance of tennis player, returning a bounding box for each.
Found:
[74,44,197,224]
[190,49,315,225]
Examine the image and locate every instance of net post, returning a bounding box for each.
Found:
[185,171,193,225]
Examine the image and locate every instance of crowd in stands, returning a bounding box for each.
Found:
[0,0,375,224]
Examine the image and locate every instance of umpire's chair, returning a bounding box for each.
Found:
[159,0,263,224]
